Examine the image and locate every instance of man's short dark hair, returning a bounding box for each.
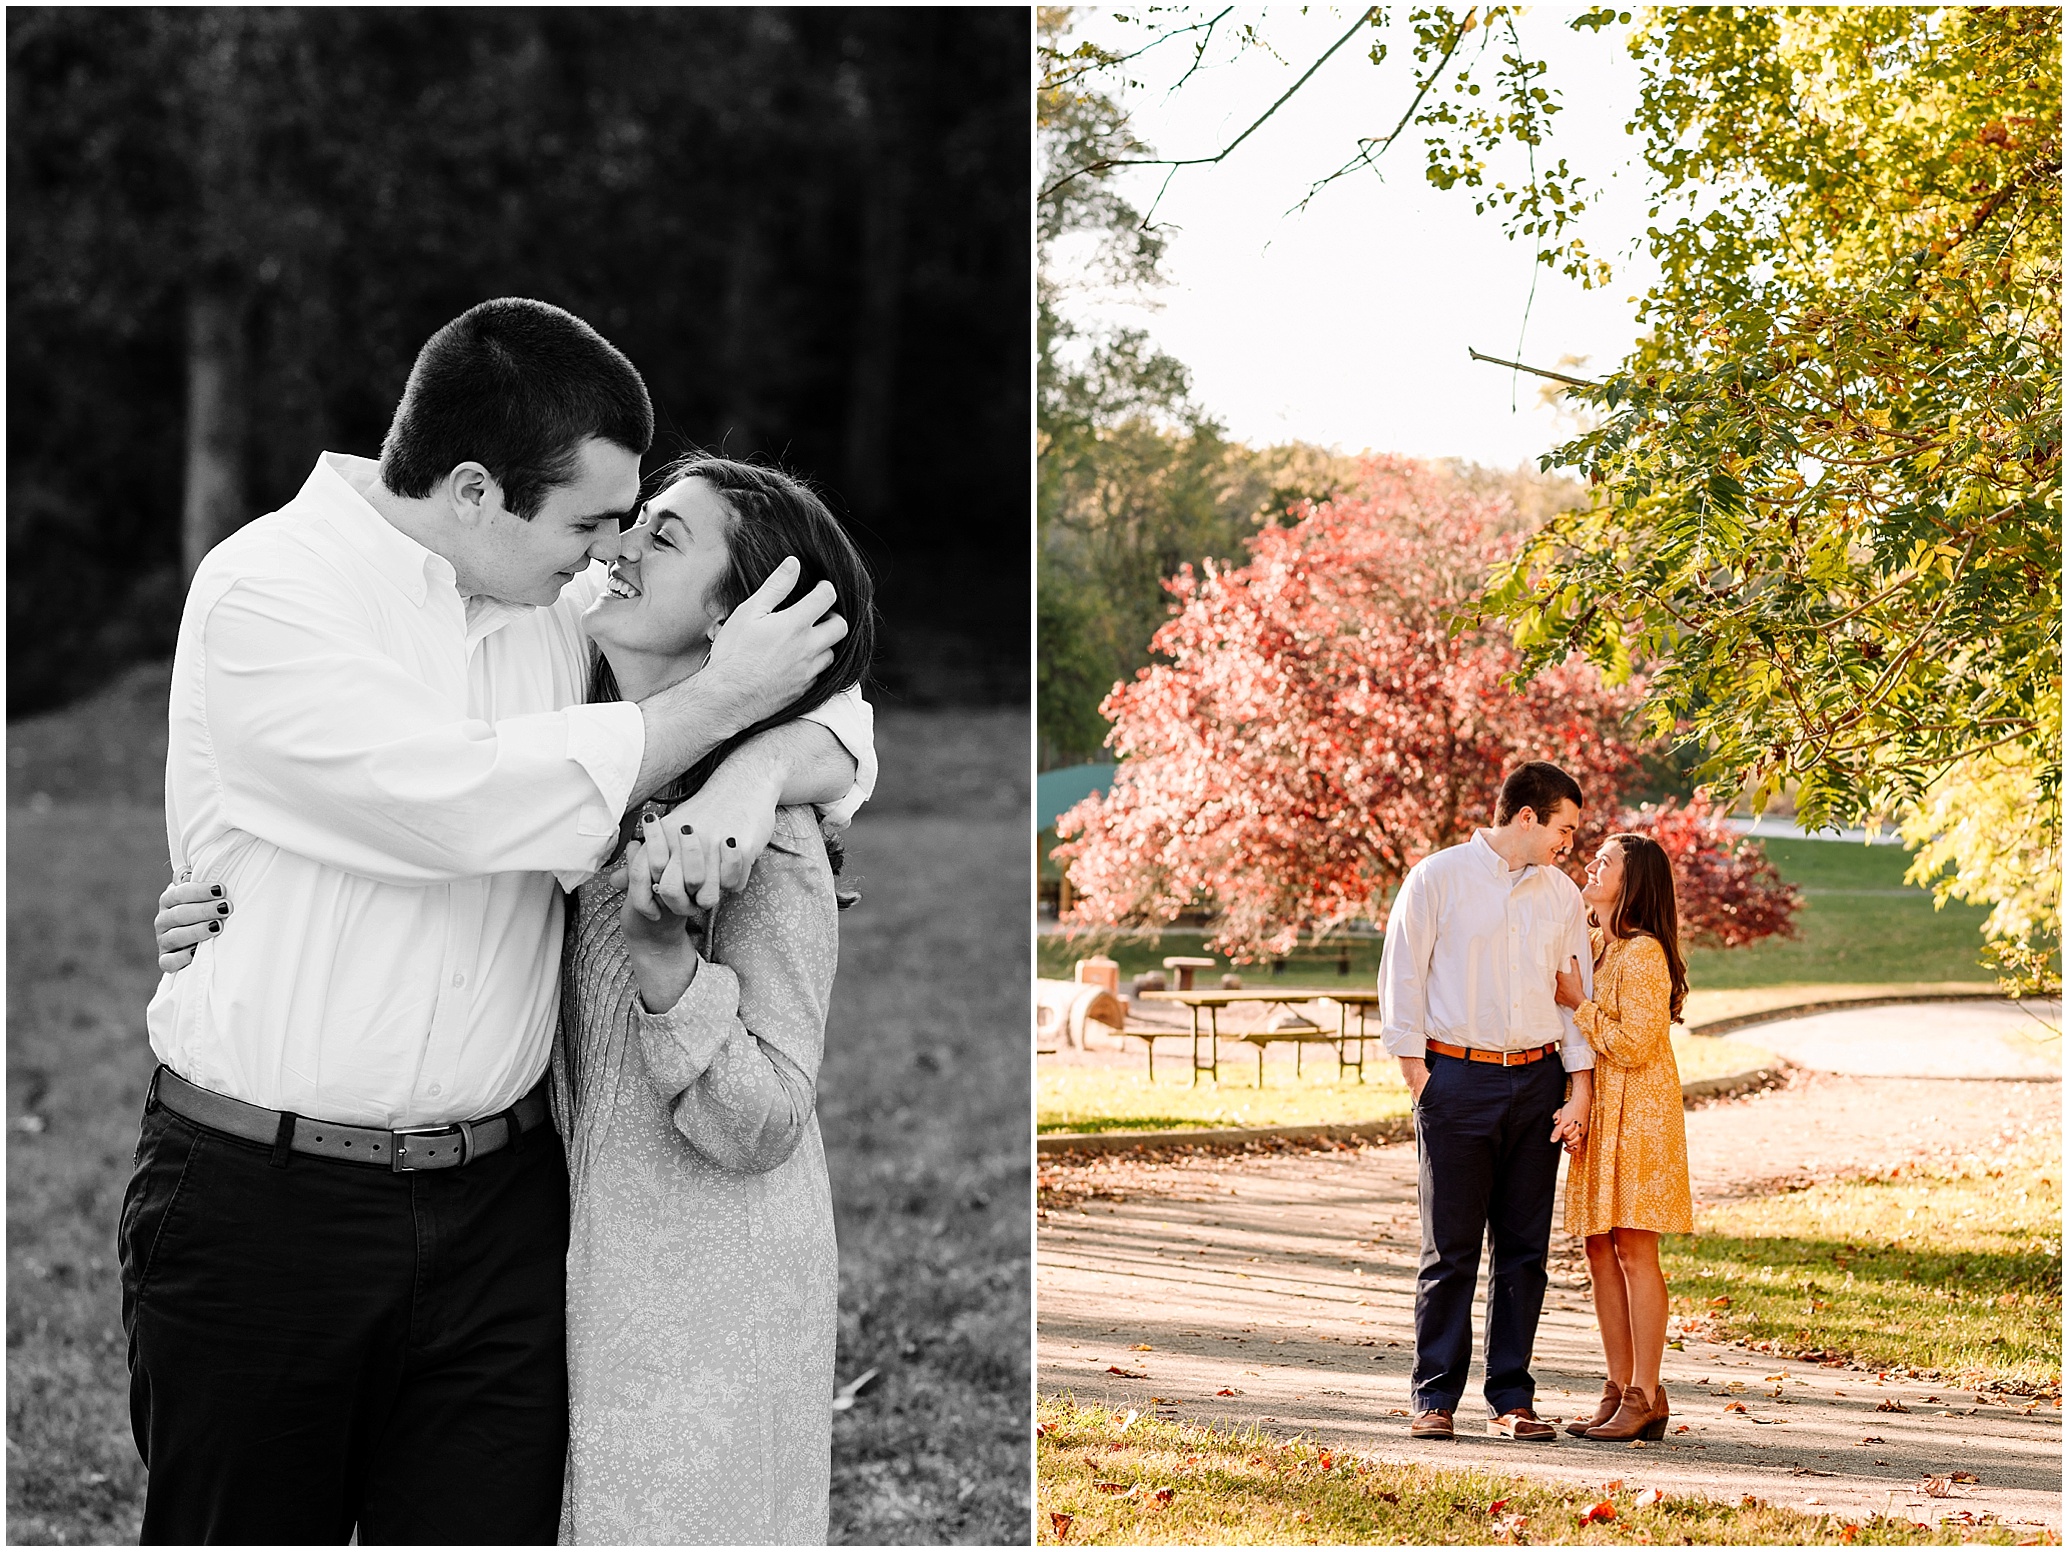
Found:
[379,298,653,519]
[1495,761,1584,826]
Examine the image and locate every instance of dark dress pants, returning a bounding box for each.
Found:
[118,1087,570,1544]
[1409,1049,1565,1417]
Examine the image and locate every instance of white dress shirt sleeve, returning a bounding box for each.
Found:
[1559,893,1598,1073]
[1378,865,1437,1059]
[799,683,876,828]
[199,572,640,884]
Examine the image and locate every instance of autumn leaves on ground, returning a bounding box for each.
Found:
[1035,1400,2048,1547]
[5,671,1030,1545]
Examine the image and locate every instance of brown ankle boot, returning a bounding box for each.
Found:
[1584,1382,1670,1441]
[1566,1380,1622,1437]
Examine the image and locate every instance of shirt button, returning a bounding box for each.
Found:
[451,972,466,988]
[427,1083,443,1097]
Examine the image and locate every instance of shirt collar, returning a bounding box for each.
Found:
[1472,828,1535,883]
[300,452,456,609]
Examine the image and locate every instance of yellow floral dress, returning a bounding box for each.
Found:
[1564,929,1694,1236]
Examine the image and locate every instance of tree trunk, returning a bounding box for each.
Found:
[840,50,909,519]
[182,285,250,578]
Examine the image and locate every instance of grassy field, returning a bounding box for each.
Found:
[1037,1032,1778,1134]
[1035,1399,2025,1546]
[1663,1141,2062,1389]
[5,669,1030,1545]
[1039,837,1997,991]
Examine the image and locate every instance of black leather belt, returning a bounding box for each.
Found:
[150,1066,549,1172]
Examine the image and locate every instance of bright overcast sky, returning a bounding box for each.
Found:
[1057,8,1663,468]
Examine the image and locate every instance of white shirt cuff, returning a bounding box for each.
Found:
[554,700,644,890]
[800,687,875,829]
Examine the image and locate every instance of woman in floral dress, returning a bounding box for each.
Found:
[1553,833,1694,1443]
[552,456,874,1543]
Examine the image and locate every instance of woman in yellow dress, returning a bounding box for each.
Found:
[1552,832,1693,1442]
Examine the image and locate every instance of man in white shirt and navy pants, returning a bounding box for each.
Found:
[1379,761,1596,1442]
[124,299,872,1543]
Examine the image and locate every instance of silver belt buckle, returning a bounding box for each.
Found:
[391,1124,466,1172]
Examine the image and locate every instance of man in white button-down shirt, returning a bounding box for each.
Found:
[123,300,874,1544]
[1379,761,1596,1443]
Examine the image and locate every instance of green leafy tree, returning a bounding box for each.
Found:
[1476,6,2061,989]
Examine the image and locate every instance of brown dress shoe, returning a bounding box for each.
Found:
[1566,1380,1622,1437]
[1409,1408,1454,1439]
[1584,1382,1671,1441]
[1487,1406,1558,1440]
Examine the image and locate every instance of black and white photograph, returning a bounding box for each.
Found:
[8,8,1030,1544]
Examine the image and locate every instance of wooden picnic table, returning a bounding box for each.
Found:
[1136,987,1381,1085]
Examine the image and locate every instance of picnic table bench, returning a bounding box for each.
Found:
[1136,987,1381,1085]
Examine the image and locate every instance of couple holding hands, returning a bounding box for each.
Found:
[1379,760,1696,1447]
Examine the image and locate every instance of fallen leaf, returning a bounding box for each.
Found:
[1725,1401,1750,1413]
[1839,1526,1860,1544]
[1875,1399,1911,1413]
[1672,1424,1691,1434]
[1581,1499,1617,1524]
[1093,1481,1134,1496]
[1050,1511,1073,1541]
[1951,1471,1980,1484]
[1318,1453,1335,1472]
[831,1366,880,1412]
[1921,1475,1954,1498]
[1634,1487,1664,1508]
[1740,1495,1765,1508]
[1035,1422,1053,1438]
[1488,1499,1510,1515]
[1710,1296,1733,1308]
[1107,1366,1147,1379]
[1153,1488,1175,1508]
[1601,1479,1624,1492]
[1294,1511,1313,1524]
[1376,1491,1400,1504]
[1132,1344,1153,1352]
[1215,1388,1241,1396]
[1861,1436,1885,1444]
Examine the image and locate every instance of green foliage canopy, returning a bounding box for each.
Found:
[1474,6,2060,985]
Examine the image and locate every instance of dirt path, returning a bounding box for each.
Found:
[1037,1067,2061,1531]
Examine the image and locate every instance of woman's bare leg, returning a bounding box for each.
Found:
[1584,1232,1633,1387]
[1611,1227,1669,1393]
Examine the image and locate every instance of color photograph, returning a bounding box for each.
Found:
[1037,6,2060,1544]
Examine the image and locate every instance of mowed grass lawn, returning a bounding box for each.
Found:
[1034,1399,2021,1546]
[6,673,1030,1545]
[1663,1140,2062,1389]
[1038,836,1997,990]
[1038,1032,1778,1134]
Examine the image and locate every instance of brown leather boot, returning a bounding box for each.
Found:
[1583,1382,1670,1441]
[1565,1380,1622,1437]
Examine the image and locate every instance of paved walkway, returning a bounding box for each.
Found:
[1037,1005,2063,1531]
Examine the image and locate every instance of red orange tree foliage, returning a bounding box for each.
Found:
[1613,794,1802,949]
[1053,457,1650,960]
[1054,457,1803,960]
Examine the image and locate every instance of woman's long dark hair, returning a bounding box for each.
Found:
[1600,832,1689,1022]
[591,453,878,904]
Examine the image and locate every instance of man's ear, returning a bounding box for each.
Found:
[445,462,501,527]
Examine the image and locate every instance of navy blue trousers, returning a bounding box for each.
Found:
[119,1087,570,1544]
[1409,1049,1566,1416]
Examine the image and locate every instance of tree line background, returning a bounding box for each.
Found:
[1039,6,2057,988]
[9,7,1028,719]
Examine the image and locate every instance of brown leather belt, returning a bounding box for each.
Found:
[1425,1039,1561,1067]
[150,1066,549,1172]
